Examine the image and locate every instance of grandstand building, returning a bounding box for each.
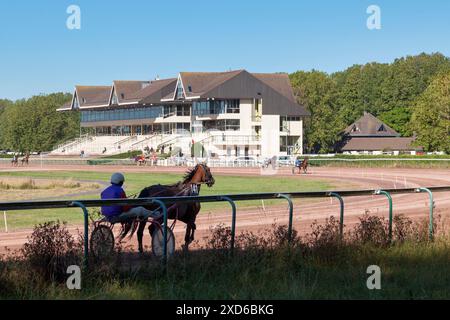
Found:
[55,70,309,157]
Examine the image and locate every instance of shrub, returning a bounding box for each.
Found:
[350,211,390,247]
[21,220,82,282]
[206,224,232,251]
[393,214,414,243]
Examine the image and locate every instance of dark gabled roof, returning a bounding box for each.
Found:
[179,70,243,98]
[341,137,421,151]
[252,73,296,102]
[75,86,111,108]
[176,70,309,116]
[137,78,178,104]
[344,112,399,137]
[111,80,149,104]
[177,70,297,101]
[62,70,309,116]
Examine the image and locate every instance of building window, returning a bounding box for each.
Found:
[111,91,118,105]
[176,105,190,116]
[192,100,239,115]
[176,122,190,131]
[163,105,176,118]
[226,99,240,113]
[280,136,300,153]
[280,116,300,131]
[80,106,163,123]
[225,119,240,130]
[73,95,79,109]
[176,80,184,99]
[203,119,240,131]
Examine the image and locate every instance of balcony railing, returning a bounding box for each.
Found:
[209,134,261,145]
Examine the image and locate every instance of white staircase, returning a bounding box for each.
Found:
[51,135,141,156]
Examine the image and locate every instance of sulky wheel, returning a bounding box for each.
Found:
[90,225,115,259]
[151,225,175,258]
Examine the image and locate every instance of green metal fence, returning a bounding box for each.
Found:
[0,186,449,267]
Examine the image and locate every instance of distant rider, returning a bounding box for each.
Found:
[295,156,303,174]
[100,172,160,223]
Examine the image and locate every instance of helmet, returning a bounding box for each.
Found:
[111,172,125,185]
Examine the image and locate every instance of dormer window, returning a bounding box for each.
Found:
[378,125,386,132]
[176,80,184,99]
[73,93,79,109]
[121,93,125,99]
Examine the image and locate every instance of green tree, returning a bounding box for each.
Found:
[411,73,450,153]
[290,52,450,153]
[379,53,450,135]
[290,70,344,153]
[0,93,78,152]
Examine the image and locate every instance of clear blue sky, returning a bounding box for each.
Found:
[1,0,449,100]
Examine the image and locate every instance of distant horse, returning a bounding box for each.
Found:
[21,154,30,166]
[122,163,215,252]
[299,157,309,173]
[11,155,18,167]
[134,155,146,166]
[292,157,309,174]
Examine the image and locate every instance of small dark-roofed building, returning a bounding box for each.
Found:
[339,112,422,153]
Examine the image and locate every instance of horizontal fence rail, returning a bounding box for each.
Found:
[1,186,449,267]
[1,186,449,211]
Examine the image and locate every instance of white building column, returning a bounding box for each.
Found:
[261,115,280,158]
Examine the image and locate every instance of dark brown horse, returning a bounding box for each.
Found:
[130,163,215,252]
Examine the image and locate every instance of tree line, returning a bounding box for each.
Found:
[0,93,79,152]
[0,53,449,153]
[290,52,450,153]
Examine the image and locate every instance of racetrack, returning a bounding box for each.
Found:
[1,164,449,253]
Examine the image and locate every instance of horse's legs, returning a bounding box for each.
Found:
[136,221,146,253]
[183,224,192,250]
[182,222,197,251]
[189,223,196,242]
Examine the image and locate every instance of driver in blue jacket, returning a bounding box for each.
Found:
[100,172,159,223]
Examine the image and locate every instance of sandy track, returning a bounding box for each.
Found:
[1,165,449,253]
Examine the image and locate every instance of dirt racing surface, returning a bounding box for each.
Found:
[1,164,449,253]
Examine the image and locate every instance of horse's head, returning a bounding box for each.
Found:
[185,163,215,187]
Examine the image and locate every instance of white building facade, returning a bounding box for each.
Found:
[55,70,309,158]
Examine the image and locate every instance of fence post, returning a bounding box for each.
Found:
[3,211,7,233]
[70,201,89,268]
[277,194,294,243]
[374,190,393,242]
[328,192,344,239]
[416,187,434,240]
[219,196,237,252]
[151,199,168,264]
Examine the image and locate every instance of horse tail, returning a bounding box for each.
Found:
[128,220,140,239]
[119,221,132,239]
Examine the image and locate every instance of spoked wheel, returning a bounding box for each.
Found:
[151,225,175,258]
[90,225,115,259]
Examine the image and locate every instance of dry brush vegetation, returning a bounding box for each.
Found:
[1,213,449,299]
